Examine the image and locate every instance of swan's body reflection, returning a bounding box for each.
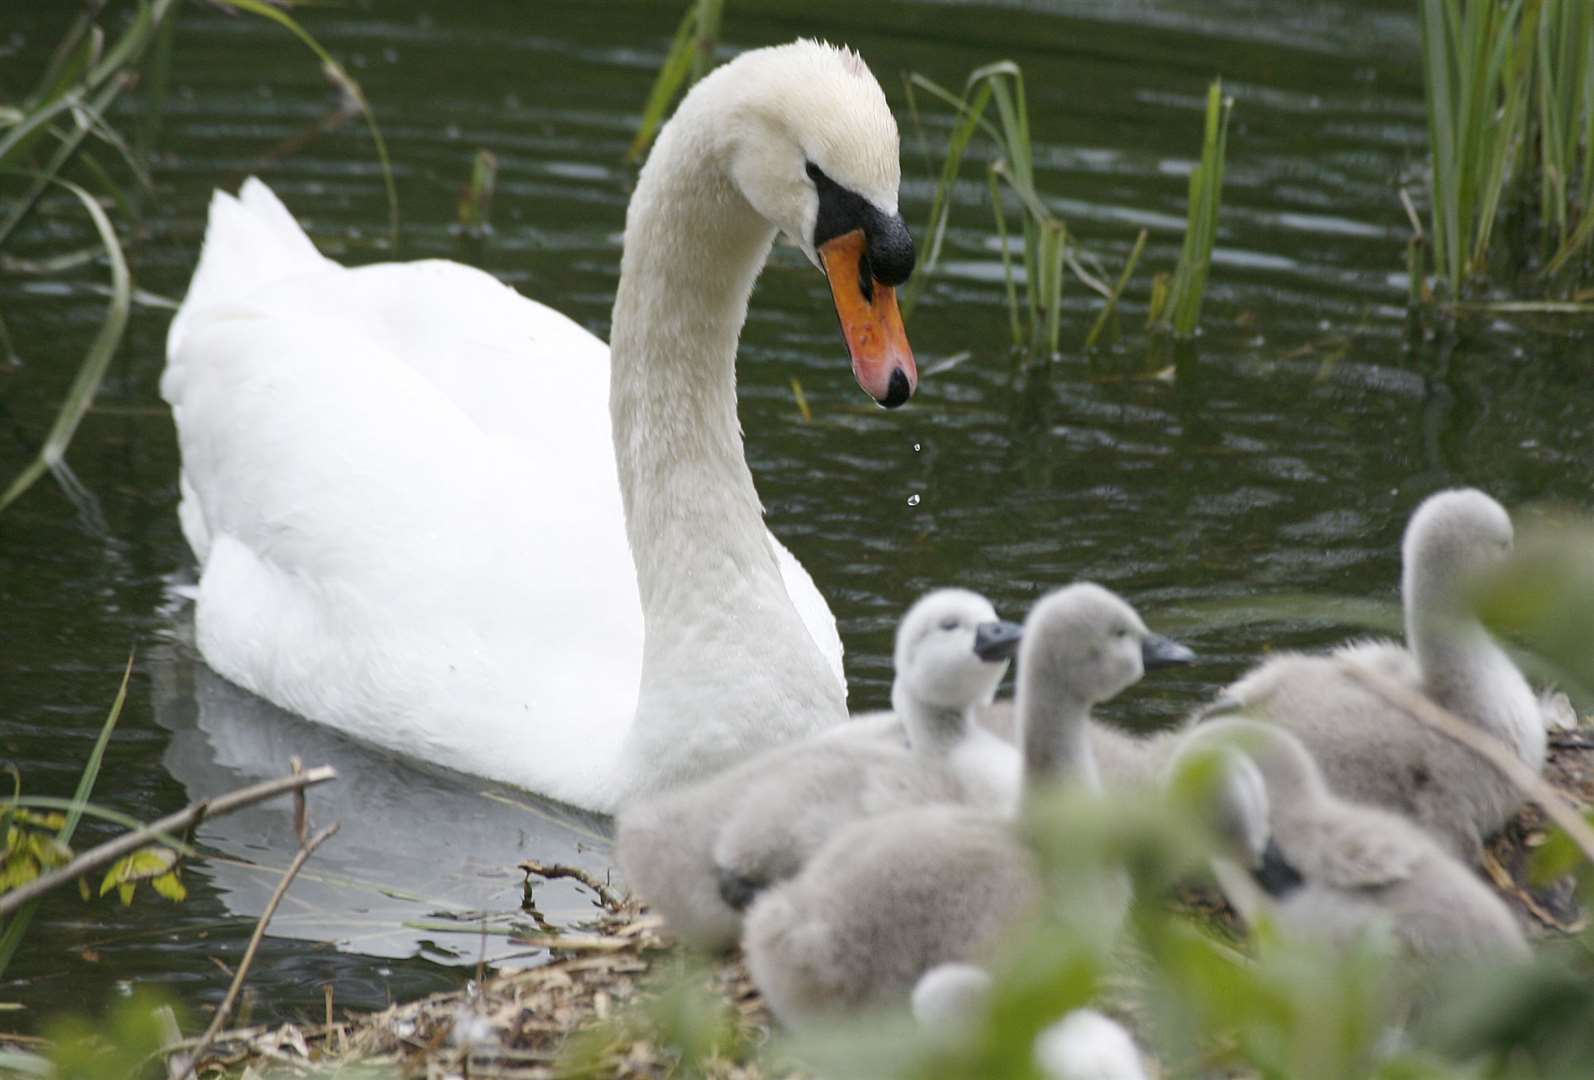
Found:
[150,614,615,966]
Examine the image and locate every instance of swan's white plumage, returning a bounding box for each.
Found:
[164,168,846,811]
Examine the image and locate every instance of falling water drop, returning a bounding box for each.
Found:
[906,493,921,507]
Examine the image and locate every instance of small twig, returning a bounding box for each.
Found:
[518,859,623,911]
[508,934,634,953]
[0,766,337,917]
[1340,663,1594,863]
[187,822,340,1074]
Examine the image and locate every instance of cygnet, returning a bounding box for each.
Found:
[743,584,1193,1025]
[1170,719,1529,964]
[1202,489,1545,863]
[616,588,1020,949]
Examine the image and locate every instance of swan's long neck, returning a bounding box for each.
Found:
[1405,568,1545,769]
[610,105,847,800]
[1016,666,1099,798]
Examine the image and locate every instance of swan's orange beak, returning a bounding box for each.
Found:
[819,228,917,409]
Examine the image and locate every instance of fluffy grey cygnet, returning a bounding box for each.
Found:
[711,588,1025,907]
[615,588,1021,950]
[1202,488,1546,863]
[1171,719,1529,964]
[742,584,1193,1025]
[911,964,1148,1080]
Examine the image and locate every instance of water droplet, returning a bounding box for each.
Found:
[906,493,921,507]
[912,442,921,452]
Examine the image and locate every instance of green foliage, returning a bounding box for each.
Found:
[0,0,394,514]
[1473,512,1594,700]
[629,0,725,162]
[1417,0,1594,301]
[1148,79,1232,338]
[0,805,74,895]
[45,991,180,1080]
[0,656,131,977]
[99,844,186,905]
[456,148,498,236]
[558,955,752,1076]
[904,63,1230,358]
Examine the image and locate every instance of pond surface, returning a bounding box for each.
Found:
[2,0,1590,1032]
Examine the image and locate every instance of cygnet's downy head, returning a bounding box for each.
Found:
[894,588,1022,711]
[1402,488,1514,614]
[1019,583,1194,706]
[678,39,916,407]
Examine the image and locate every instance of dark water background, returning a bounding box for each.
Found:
[2,0,1590,1031]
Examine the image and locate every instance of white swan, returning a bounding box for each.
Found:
[162,41,919,813]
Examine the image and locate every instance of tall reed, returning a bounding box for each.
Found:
[629,0,725,162]
[906,64,1229,356]
[1417,0,1594,299]
[0,0,394,513]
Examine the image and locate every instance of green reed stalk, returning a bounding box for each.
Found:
[1086,227,1148,351]
[904,64,1068,354]
[629,0,724,162]
[0,656,132,977]
[1155,79,1231,339]
[0,174,129,513]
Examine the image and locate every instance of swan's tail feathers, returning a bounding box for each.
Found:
[166,178,331,360]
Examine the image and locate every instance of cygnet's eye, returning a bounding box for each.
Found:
[939,616,961,632]
[1114,627,1131,640]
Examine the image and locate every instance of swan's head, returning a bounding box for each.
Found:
[1402,488,1514,611]
[894,588,1021,711]
[1019,584,1194,707]
[682,40,917,407]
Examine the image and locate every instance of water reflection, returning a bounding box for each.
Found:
[148,613,613,966]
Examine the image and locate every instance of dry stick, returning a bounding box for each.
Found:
[518,859,624,911]
[1339,662,1594,862]
[186,821,341,1075]
[0,766,337,917]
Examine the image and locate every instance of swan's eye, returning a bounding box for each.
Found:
[1115,628,1131,640]
[939,617,961,632]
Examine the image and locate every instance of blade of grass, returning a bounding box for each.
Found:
[9,797,196,855]
[220,0,399,248]
[1158,79,1231,338]
[0,654,132,977]
[0,71,131,251]
[628,0,718,163]
[1085,227,1148,351]
[988,164,1022,346]
[901,73,999,317]
[0,173,130,514]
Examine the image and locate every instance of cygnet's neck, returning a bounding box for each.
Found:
[1016,665,1100,797]
[610,100,847,796]
[1405,562,1544,767]
[897,692,971,758]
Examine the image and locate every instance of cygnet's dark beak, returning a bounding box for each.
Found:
[973,620,1024,662]
[1252,838,1305,898]
[1141,634,1196,670]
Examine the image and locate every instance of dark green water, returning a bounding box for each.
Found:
[1,0,1589,1032]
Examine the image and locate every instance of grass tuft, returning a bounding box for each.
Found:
[905,63,1230,358]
